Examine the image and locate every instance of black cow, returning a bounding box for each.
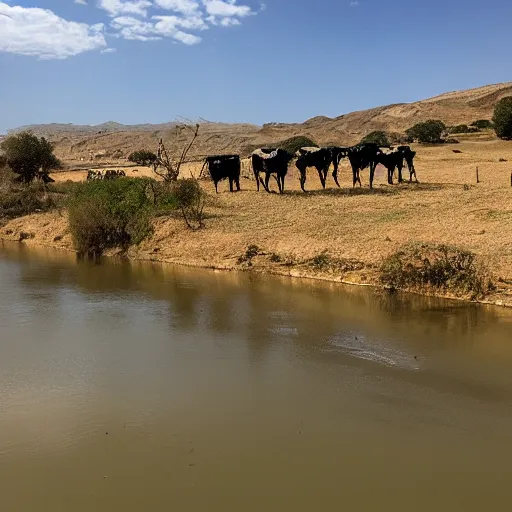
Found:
[346,143,383,188]
[295,148,333,192]
[376,150,404,185]
[326,146,349,186]
[396,146,418,182]
[202,155,241,193]
[252,149,293,194]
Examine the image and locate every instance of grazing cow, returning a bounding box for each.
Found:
[295,147,333,192]
[346,143,383,189]
[396,146,418,182]
[252,148,293,194]
[201,155,241,193]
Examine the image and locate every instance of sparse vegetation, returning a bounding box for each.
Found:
[493,97,512,140]
[406,120,446,144]
[361,130,390,146]
[0,131,62,183]
[0,166,59,221]
[237,244,261,265]
[270,253,282,263]
[128,150,158,166]
[380,242,494,299]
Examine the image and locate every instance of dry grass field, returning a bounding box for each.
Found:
[2,133,511,306]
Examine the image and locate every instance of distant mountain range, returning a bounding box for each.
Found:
[7,82,511,162]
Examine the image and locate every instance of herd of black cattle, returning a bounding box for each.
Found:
[201,143,417,193]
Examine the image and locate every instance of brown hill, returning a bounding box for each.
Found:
[9,81,512,165]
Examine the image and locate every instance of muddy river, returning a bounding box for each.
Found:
[1,242,512,511]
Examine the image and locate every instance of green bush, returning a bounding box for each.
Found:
[128,150,158,166]
[471,119,494,130]
[277,136,318,154]
[0,131,62,183]
[380,242,493,299]
[493,97,512,140]
[406,120,446,144]
[361,130,390,146]
[67,178,175,256]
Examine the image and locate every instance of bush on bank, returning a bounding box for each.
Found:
[380,242,494,299]
[67,178,178,256]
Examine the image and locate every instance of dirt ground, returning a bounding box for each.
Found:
[2,134,512,307]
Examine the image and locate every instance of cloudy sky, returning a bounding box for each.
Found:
[0,0,511,132]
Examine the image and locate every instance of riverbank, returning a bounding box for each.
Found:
[2,137,512,308]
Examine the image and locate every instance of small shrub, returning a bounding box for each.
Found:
[310,251,331,269]
[380,242,494,299]
[172,178,206,230]
[67,178,162,256]
[471,119,494,130]
[237,244,261,265]
[406,120,446,144]
[270,253,281,263]
[493,97,512,140]
[447,124,477,134]
[361,130,390,146]
[128,150,158,167]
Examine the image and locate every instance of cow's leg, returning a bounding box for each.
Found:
[332,160,341,187]
[322,167,329,188]
[316,167,326,189]
[265,173,272,193]
[215,180,219,193]
[254,171,260,191]
[369,163,376,189]
[229,177,234,192]
[280,174,285,193]
[388,165,394,185]
[236,176,241,191]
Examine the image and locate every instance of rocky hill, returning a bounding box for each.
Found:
[8,82,512,164]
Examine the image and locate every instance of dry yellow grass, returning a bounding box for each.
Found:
[2,135,511,306]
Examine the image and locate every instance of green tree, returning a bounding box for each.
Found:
[128,150,158,166]
[0,131,61,183]
[361,130,390,146]
[493,97,512,140]
[406,120,446,144]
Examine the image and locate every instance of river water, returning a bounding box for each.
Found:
[1,242,512,511]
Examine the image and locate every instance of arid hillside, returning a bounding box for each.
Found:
[6,81,512,166]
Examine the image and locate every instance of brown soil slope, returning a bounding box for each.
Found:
[10,82,512,165]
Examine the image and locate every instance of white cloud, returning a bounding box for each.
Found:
[202,0,253,18]
[0,2,107,59]
[101,47,117,53]
[111,16,160,40]
[154,0,200,15]
[98,0,152,17]
[75,0,88,5]
[350,1,360,6]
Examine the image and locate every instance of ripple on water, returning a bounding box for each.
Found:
[327,333,420,371]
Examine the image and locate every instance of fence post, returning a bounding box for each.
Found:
[476,167,480,184]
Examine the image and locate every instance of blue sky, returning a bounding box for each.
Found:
[1,0,511,133]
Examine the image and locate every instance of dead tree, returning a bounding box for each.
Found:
[153,123,200,182]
